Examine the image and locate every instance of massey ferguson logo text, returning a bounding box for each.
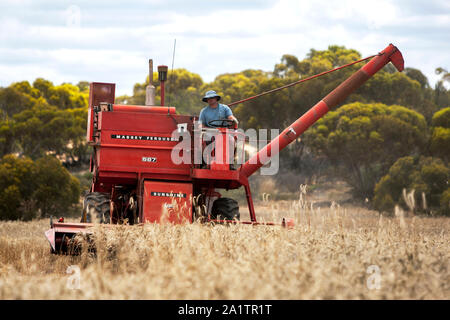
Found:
[111,134,178,141]
[151,192,186,198]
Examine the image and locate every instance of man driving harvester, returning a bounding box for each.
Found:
[198,90,239,169]
[199,90,238,128]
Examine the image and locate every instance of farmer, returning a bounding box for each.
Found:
[199,90,238,128]
[198,90,238,168]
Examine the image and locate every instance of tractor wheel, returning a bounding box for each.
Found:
[211,198,240,221]
[81,192,111,224]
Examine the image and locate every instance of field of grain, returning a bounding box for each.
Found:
[0,198,448,300]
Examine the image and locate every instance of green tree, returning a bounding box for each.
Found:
[440,188,450,214]
[0,86,36,118]
[76,81,90,92]
[46,83,88,109]
[357,72,433,118]
[373,156,449,215]
[0,79,89,164]
[0,154,81,220]
[405,67,430,89]
[432,106,450,127]
[33,156,80,217]
[0,155,37,220]
[10,81,41,98]
[63,107,89,165]
[275,45,361,79]
[434,67,450,109]
[430,107,450,162]
[32,78,54,99]
[12,104,73,159]
[0,118,15,156]
[304,102,428,199]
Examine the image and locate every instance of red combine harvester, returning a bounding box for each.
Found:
[45,44,404,254]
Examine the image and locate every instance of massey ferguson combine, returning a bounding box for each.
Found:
[45,43,404,254]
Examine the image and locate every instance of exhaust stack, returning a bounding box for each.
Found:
[158,65,168,106]
[145,59,156,106]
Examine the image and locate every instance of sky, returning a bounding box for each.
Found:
[0,0,449,96]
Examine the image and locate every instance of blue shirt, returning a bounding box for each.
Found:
[199,103,233,127]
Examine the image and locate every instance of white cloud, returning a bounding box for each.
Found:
[0,0,448,95]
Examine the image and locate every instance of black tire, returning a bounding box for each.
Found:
[81,192,111,223]
[211,197,240,220]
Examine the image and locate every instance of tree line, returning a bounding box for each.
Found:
[0,79,89,219]
[0,45,449,219]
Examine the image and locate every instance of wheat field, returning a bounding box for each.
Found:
[0,198,448,300]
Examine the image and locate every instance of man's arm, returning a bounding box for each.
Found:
[224,105,238,126]
[227,114,238,125]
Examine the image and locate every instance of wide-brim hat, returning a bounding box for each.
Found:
[202,90,221,102]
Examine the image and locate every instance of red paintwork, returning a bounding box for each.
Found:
[87,82,115,143]
[362,43,404,76]
[209,128,245,171]
[210,128,231,171]
[112,105,175,114]
[143,181,192,223]
[93,110,192,190]
[45,222,94,252]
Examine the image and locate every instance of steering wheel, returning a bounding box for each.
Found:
[207,119,236,128]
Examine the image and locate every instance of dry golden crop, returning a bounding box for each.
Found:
[0,202,448,299]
